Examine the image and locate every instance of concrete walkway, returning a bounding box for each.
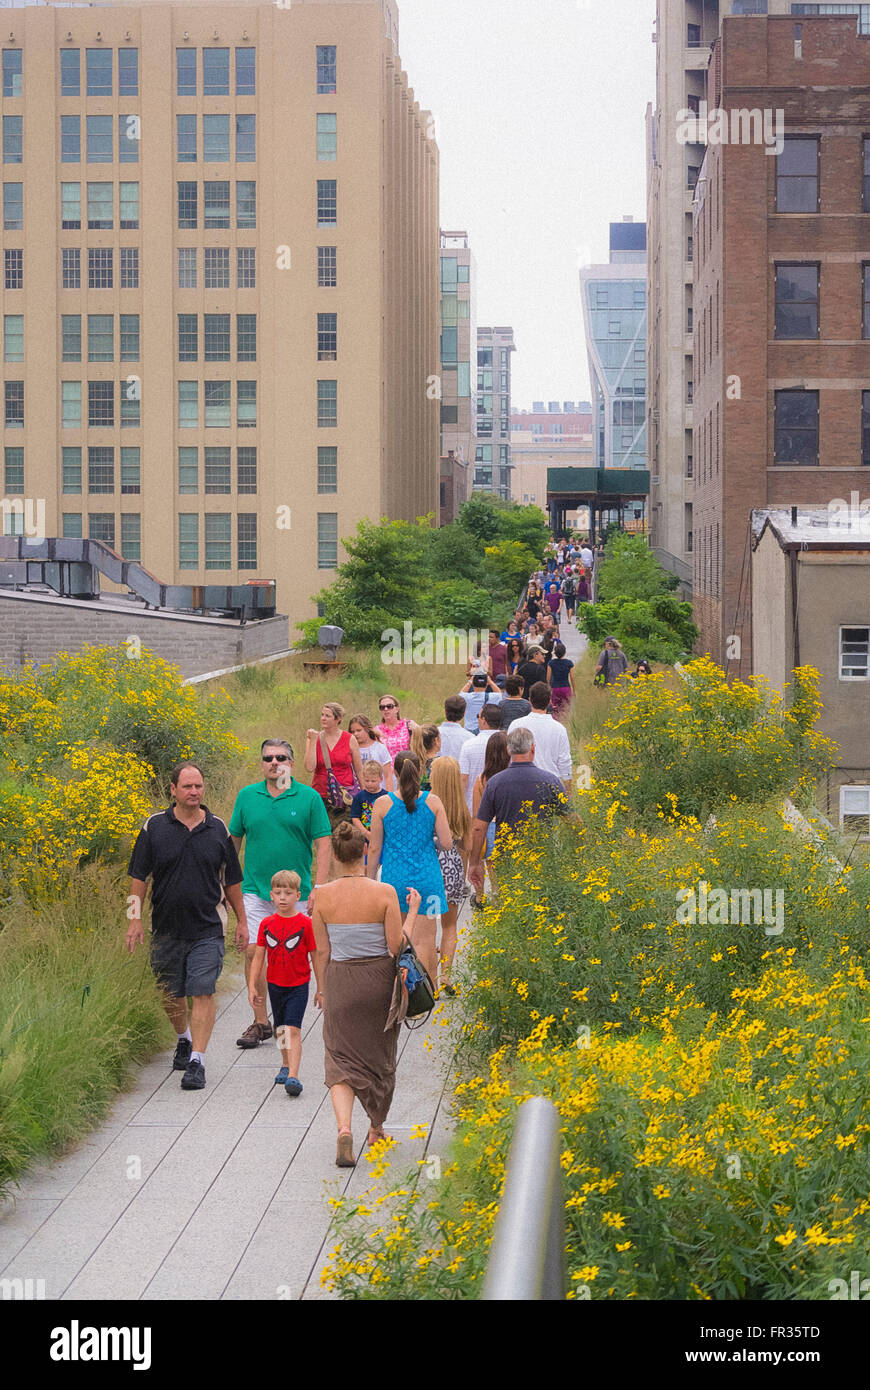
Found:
[0,939,462,1301]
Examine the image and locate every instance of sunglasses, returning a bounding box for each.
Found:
[379,703,397,711]
[262,753,290,762]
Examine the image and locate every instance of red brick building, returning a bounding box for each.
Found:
[693,14,870,677]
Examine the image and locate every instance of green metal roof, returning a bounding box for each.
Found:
[547,467,650,498]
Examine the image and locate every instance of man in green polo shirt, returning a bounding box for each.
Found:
[229,737,331,1050]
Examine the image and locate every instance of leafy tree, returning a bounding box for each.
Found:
[596,533,679,603]
[457,493,504,545]
[580,593,698,664]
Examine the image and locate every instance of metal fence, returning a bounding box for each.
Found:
[481,1096,566,1300]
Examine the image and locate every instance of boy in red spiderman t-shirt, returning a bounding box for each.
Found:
[248,869,323,1097]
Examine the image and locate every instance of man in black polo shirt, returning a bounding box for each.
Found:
[467,726,566,897]
[126,761,248,1091]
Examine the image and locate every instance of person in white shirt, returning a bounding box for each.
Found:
[459,672,502,732]
[438,695,474,761]
[510,681,573,792]
[580,543,594,569]
[458,703,503,811]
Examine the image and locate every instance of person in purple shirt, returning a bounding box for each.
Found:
[487,629,508,689]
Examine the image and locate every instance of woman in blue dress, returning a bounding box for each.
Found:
[366,751,453,990]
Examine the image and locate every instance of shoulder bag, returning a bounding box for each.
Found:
[397,931,435,1028]
[320,732,357,810]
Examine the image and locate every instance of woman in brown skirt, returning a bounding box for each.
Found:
[311,821,418,1167]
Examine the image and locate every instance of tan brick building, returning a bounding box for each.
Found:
[693,12,870,676]
[0,0,439,625]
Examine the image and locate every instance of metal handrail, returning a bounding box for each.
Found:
[481,1096,566,1300]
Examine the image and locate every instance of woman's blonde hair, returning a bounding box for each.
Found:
[429,756,470,841]
[410,723,440,761]
[322,701,345,723]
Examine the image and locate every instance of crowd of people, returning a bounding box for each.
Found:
[124,535,628,1166]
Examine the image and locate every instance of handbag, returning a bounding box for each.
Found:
[397,932,435,1027]
[320,733,357,810]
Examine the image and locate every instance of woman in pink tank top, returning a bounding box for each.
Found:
[375,693,418,765]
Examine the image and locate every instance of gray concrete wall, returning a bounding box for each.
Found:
[0,591,290,679]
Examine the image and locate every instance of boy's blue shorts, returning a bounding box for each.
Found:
[268,980,309,1030]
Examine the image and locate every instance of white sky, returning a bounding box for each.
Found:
[396,0,656,409]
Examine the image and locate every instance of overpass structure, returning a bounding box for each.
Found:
[546,467,650,539]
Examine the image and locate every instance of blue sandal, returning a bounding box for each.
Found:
[274,1066,289,1085]
[284,1077,303,1097]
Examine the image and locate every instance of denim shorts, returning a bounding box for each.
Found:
[268,980,309,1030]
[150,934,225,999]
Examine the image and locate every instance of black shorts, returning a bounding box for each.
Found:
[150,933,225,998]
[268,980,309,1030]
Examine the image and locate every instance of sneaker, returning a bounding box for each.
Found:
[172,1037,192,1071]
[284,1077,303,1097]
[180,1059,206,1090]
[274,1066,289,1086]
[257,1021,273,1041]
[236,1022,263,1049]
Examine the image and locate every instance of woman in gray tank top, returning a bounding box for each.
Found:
[311,820,419,1168]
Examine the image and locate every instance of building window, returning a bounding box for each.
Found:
[774,389,819,465]
[687,23,702,47]
[120,182,139,230]
[685,504,693,554]
[687,380,694,404]
[62,512,82,538]
[61,116,80,164]
[120,512,140,561]
[317,45,337,94]
[6,380,24,427]
[88,445,114,493]
[86,48,112,97]
[87,182,113,230]
[236,180,256,228]
[205,513,231,569]
[178,247,197,289]
[236,47,256,97]
[840,784,870,837]
[61,182,81,229]
[120,378,140,427]
[317,179,337,225]
[864,138,870,213]
[204,380,231,427]
[237,380,257,428]
[4,445,23,493]
[87,314,113,362]
[119,114,139,164]
[776,136,819,213]
[317,245,337,287]
[236,114,256,163]
[204,447,231,494]
[237,313,256,361]
[178,448,198,494]
[237,446,257,493]
[61,49,80,98]
[203,114,230,163]
[864,265,870,339]
[204,247,230,289]
[3,49,22,98]
[120,247,139,290]
[687,234,694,261]
[440,405,458,425]
[62,381,81,429]
[61,314,81,362]
[237,247,256,288]
[608,319,621,336]
[178,513,198,569]
[775,263,819,339]
[687,164,700,190]
[121,447,140,494]
[317,312,337,361]
[88,380,114,426]
[317,512,338,568]
[317,445,338,493]
[62,248,81,289]
[3,314,22,363]
[4,181,22,230]
[118,47,138,98]
[177,115,196,163]
[441,327,458,365]
[88,247,113,290]
[317,379,337,427]
[178,381,198,428]
[86,115,112,164]
[317,113,337,161]
[203,48,230,97]
[204,313,231,361]
[177,48,196,98]
[178,181,197,229]
[238,513,257,570]
[88,513,115,547]
[178,313,198,362]
[840,627,870,680]
[62,447,82,494]
[4,248,21,291]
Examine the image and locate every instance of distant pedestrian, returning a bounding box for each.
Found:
[468,727,567,897]
[410,723,442,790]
[580,542,594,569]
[429,756,471,995]
[472,730,510,898]
[458,702,503,812]
[459,671,502,732]
[505,637,525,677]
[304,703,364,827]
[487,629,508,688]
[499,674,532,730]
[348,714,394,794]
[375,694,419,765]
[517,645,548,700]
[632,658,653,678]
[561,571,577,621]
[127,762,247,1092]
[595,636,630,687]
[438,695,473,761]
[312,822,412,1166]
[547,641,576,718]
[576,566,591,605]
[511,682,573,791]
